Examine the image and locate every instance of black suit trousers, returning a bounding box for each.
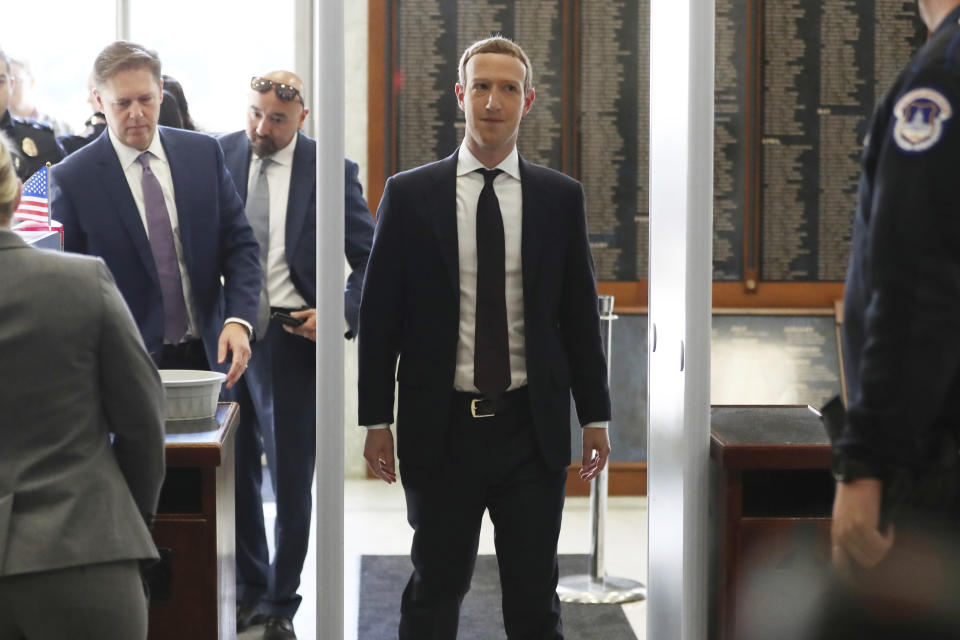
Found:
[398,391,567,640]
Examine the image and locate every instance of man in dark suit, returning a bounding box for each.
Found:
[0,137,165,639]
[219,70,374,640]
[358,36,612,639]
[50,41,261,386]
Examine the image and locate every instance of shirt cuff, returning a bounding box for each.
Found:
[583,421,609,429]
[364,423,391,430]
[225,317,253,338]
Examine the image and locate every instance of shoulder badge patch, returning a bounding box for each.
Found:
[21,137,38,158]
[892,88,953,152]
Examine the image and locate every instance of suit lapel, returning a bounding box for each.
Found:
[429,150,460,293]
[93,134,156,283]
[285,134,314,262]
[222,133,252,202]
[161,129,197,276]
[519,156,544,293]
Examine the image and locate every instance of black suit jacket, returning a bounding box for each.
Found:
[358,150,611,469]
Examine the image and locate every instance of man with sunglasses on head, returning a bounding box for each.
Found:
[50,41,261,387]
[218,71,374,640]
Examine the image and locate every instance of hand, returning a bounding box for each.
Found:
[831,477,895,573]
[580,427,611,482]
[283,308,316,341]
[218,322,252,389]
[363,428,397,484]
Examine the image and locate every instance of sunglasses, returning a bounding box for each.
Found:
[250,76,304,104]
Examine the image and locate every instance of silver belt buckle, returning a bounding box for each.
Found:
[471,398,494,418]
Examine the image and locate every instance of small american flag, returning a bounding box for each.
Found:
[12,165,50,227]
[12,165,62,246]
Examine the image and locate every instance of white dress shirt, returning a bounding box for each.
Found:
[108,129,252,339]
[366,143,606,430]
[246,133,307,310]
[108,128,199,340]
[454,144,527,391]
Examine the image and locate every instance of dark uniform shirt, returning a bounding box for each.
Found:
[840,6,960,474]
[58,113,107,155]
[0,108,66,181]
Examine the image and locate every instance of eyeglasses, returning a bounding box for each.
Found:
[250,76,303,104]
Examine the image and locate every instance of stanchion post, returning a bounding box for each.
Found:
[557,295,646,604]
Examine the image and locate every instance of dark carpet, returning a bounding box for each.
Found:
[358,554,639,640]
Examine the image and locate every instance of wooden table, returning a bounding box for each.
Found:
[149,402,238,640]
[709,405,834,640]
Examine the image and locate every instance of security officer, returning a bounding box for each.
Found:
[827,0,960,634]
[59,71,108,155]
[0,49,64,180]
[59,113,106,155]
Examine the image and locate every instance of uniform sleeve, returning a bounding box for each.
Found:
[840,77,960,470]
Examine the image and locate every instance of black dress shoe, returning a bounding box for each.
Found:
[263,615,297,640]
[237,601,267,632]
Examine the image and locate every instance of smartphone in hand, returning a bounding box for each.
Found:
[271,311,306,327]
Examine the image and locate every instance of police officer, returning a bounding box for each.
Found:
[0,49,64,180]
[828,1,960,632]
[59,72,107,155]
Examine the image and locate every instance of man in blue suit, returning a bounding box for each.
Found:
[50,41,261,386]
[218,70,374,640]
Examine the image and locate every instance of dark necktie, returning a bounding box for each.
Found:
[246,157,272,335]
[474,168,511,396]
[138,152,188,344]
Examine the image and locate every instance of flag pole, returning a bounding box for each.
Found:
[45,162,52,231]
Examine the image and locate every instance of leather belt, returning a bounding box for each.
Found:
[454,386,529,419]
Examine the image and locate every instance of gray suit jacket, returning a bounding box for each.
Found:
[0,230,166,577]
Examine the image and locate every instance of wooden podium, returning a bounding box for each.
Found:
[149,402,238,640]
[709,406,835,640]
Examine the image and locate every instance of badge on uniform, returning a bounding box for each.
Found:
[892,87,953,153]
[21,137,38,158]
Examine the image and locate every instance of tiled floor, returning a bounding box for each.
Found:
[241,478,647,640]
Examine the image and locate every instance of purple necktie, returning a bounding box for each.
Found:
[138,152,188,344]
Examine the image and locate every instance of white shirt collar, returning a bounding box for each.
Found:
[108,126,169,171]
[456,143,521,181]
[254,131,298,167]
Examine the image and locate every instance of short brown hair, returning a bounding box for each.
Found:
[0,135,19,224]
[93,41,162,88]
[458,36,533,96]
